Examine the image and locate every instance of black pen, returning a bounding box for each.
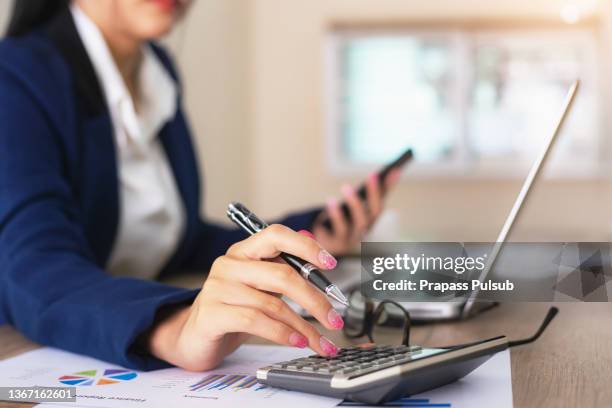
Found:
[227,202,349,306]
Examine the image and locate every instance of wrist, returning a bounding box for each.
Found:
[148,304,191,365]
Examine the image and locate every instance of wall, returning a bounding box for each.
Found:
[0,1,9,32]
[247,0,612,242]
[1,0,610,241]
[164,0,250,223]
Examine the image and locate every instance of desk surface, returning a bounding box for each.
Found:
[1,302,611,408]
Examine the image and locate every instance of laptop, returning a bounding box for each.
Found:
[349,80,580,321]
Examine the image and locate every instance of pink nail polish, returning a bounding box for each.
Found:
[289,332,308,348]
[328,309,344,329]
[320,336,338,356]
[368,172,378,184]
[341,184,354,197]
[298,229,316,239]
[318,249,337,269]
[327,198,338,209]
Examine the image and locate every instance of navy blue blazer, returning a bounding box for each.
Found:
[0,9,319,370]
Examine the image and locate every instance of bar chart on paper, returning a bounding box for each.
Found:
[189,374,269,394]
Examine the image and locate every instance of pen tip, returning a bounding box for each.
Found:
[327,285,349,306]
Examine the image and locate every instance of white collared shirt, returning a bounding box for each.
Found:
[71,4,185,279]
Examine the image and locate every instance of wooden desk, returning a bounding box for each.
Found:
[1,303,611,408]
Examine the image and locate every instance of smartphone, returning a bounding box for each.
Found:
[320,148,413,231]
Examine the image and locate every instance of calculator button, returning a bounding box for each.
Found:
[301,366,317,372]
[286,364,303,369]
[379,361,399,369]
[375,358,393,364]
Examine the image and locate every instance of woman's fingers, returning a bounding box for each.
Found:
[365,172,382,221]
[206,279,336,355]
[227,223,337,270]
[211,257,343,331]
[341,183,368,242]
[209,303,338,356]
[325,198,348,241]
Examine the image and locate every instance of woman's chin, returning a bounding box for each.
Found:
[132,1,184,39]
[134,18,176,40]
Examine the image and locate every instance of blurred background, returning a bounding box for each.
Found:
[2,0,611,243]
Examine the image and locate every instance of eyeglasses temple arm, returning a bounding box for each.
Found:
[508,306,559,348]
[432,306,559,350]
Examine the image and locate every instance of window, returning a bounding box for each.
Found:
[326,26,603,178]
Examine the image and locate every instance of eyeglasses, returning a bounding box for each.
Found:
[343,291,412,346]
[342,290,559,349]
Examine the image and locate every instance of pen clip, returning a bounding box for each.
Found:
[227,202,269,234]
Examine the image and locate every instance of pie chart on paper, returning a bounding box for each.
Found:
[58,369,138,386]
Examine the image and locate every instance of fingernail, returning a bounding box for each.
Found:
[289,332,308,348]
[341,184,354,197]
[298,229,316,239]
[320,336,338,357]
[368,172,378,184]
[327,308,344,329]
[327,197,338,209]
[318,249,337,269]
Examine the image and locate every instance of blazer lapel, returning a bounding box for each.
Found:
[44,6,107,118]
[44,6,120,266]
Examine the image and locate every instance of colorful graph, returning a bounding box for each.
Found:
[189,374,267,392]
[58,369,138,386]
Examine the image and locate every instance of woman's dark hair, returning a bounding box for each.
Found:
[7,0,70,37]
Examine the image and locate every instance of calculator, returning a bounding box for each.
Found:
[256,336,508,404]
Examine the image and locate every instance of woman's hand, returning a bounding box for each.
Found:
[312,169,402,255]
[147,225,344,371]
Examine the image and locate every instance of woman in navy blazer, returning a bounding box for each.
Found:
[0,0,399,371]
